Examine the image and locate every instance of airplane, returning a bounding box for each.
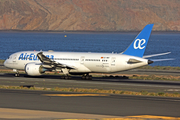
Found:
[4,24,173,79]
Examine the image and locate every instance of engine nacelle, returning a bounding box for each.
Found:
[25,63,45,76]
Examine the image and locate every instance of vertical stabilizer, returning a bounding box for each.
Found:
[122,24,154,57]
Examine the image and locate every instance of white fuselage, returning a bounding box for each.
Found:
[4,51,149,74]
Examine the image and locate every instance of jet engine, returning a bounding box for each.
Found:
[25,63,46,76]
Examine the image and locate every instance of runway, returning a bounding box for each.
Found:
[0,71,180,119]
[0,73,180,93]
[0,89,180,119]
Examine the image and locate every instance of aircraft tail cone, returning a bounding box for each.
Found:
[148,60,154,64]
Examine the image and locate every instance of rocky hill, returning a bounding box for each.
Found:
[0,0,180,31]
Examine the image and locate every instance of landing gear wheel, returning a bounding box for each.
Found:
[65,76,68,79]
[86,75,90,80]
[63,75,71,80]
[82,76,86,80]
[82,74,92,80]
[86,75,92,80]
[15,73,19,77]
[89,75,92,80]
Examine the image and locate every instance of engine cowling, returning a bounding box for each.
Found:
[25,63,45,76]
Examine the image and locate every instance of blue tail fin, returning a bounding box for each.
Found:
[122,24,154,58]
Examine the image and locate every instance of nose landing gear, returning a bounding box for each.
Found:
[15,73,20,77]
[13,69,20,77]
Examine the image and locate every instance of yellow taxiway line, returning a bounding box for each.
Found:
[127,115,180,120]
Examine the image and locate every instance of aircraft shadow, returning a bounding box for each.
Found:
[1,73,180,86]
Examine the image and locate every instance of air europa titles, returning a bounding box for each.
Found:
[18,53,54,60]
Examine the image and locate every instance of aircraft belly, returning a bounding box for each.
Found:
[74,64,91,73]
[84,63,110,73]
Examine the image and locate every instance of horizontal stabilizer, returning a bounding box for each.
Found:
[151,58,175,62]
[143,52,171,58]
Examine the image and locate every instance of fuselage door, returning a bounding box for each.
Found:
[80,56,85,64]
[111,57,116,66]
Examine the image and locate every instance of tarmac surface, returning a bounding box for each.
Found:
[0,73,180,93]
[0,89,180,119]
[0,64,180,119]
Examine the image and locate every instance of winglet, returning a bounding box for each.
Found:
[122,24,154,58]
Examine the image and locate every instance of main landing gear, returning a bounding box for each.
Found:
[61,74,92,80]
[61,75,71,80]
[82,74,92,80]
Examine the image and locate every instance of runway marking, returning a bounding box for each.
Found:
[128,115,180,120]
[166,89,180,91]
[42,94,109,97]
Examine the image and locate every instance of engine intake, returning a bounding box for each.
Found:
[25,63,45,76]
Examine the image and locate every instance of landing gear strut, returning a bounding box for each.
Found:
[15,73,19,77]
[82,74,92,80]
[61,68,71,79]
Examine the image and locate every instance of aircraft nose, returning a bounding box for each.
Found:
[3,60,7,66]
[3,59,9,67]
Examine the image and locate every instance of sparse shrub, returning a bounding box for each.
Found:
[51,88,56,91]
[158,92,165,96]
[120,91,124,94]
[113,90,116,94]
[29,87,35,90]
[132,75,137,77]
[149,93,155,96]
[140,90,148,95]
[70,88,74,92]
[173,92,179,95]
[42,87,46,90]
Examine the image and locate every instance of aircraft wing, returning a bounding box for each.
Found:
[37,52,75,69]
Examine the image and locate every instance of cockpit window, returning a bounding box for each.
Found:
[8,56,12,59]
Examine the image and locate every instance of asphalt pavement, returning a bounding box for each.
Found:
[0,89,180,118]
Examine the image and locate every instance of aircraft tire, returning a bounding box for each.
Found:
[89,75,92,80]
[85,76,89,80]
[15,73,19,77]
[86,75,92,80]
[82,76,86,80]
[65,76,69,79]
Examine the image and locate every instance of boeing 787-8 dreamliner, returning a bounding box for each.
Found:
[4,24,172,79]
